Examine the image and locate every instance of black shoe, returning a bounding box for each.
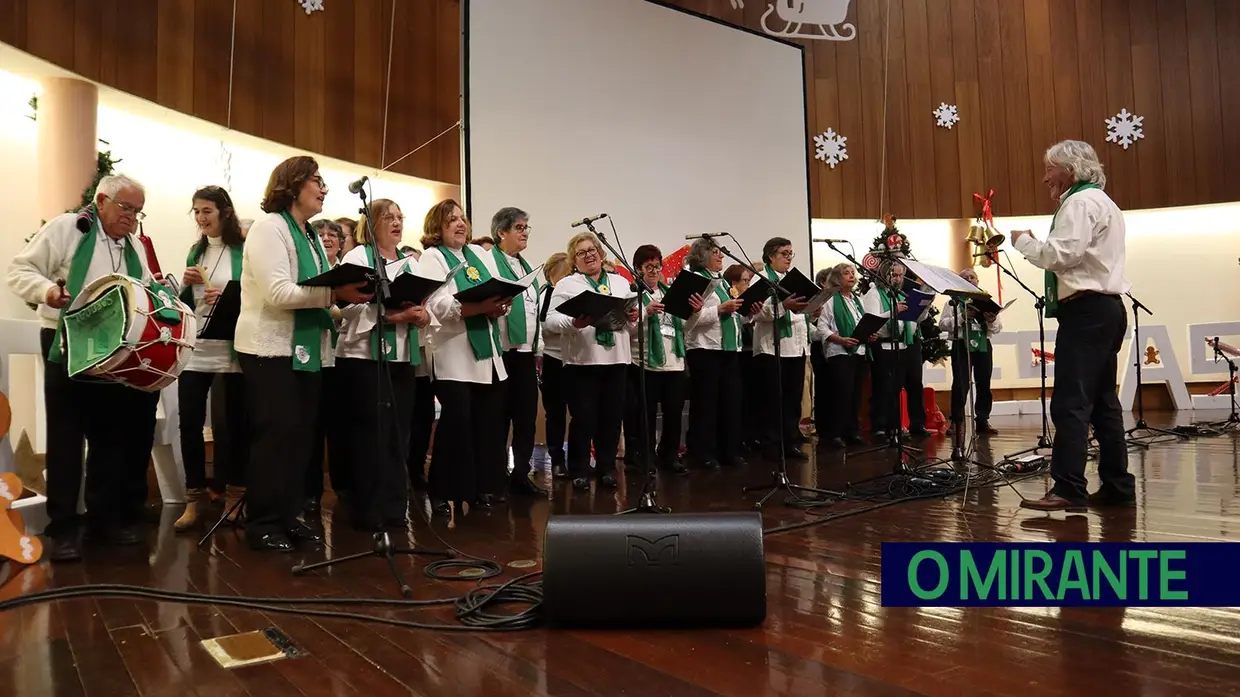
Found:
[908,427,931,437]
[720,455,747,468]
[825,437,845,449]
[107,525,142,546]
[695,457,721,471]
[286,521,324,544]
[303,497,321,514]
[783,446,808,460]
[844,435,866,446]
[249,532,293,552]
[46,535,82,562]
[551,462,568,479]
[510,475,549,496]
[432,500,451,517]
[598,474,619,488]
[472,497,493,511]
[571,477,591,490]
[661,460,690,476]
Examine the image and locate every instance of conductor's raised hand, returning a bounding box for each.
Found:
[336,281,373,304]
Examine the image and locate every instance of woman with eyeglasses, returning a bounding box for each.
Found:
[545,232,640,490]
[622,245,689,476]
[174,185,248,532]
[417,199,511,519]
[751,237,814,461]
[235,156,372,551]
[334,199,430,530]
[681,239,748,470]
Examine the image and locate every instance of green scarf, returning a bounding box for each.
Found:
[696,269,739,352]
[180,240,243,306]
[490,245,539,347]
[878,290,918,345]
[765,266,794,339]
[831,292,864,355]
[1043,181,1101,318]
[963,305,989,354]
[48,217,144,363]
[280,211,337,372]
[643,282,685,368]
[583,272,615,348]
[365,245,420,365]
[441,244,503,360]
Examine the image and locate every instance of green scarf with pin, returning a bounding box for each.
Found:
[695,269,739,352]
[364,245,420,365]
[878,290,918,345]
[491,245,539,347]
[1043,181,1100,318]
[583,271,616,348]
[643,282,685,367]
[48,215,144,363]
[280,210,337,372]
[831,292,865,355]
[441,244,503,360]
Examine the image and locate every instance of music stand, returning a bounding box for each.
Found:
[940,292,996,471]
[1123,292,1188,446]
[1201,340,1240,433]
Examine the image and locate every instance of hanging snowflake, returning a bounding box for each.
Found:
[813,128,848,169]
[933,103,959,129]
[298,0,324,14]
[1105,108,1144,150]
[216,141,234,193]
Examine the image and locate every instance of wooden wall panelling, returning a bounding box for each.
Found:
[950,0,985,217]
[322,1,357,166]
[1184,0,1224,206]
[192,0,230,130]
[351,0,389,171]
[1128,0,1169,211]
[71,0,103,84]
[1099,0,1137,208]
[996,0,1035,216]
[1154,0,1196,207]
[972,0,1010,214]
[0,0,27,48]
[436,0,461,188]
[813,44,843,217]
[1022,0,1056,215]
[1048,0,1084,146]
[833,12,868,219]
[155,0,194,116]
[856,0,887,219]
[227,0,263,139]
[901,0,938,220]
[1218,1,1240,202]
[293,1,328,158]
[926,0,961,218]
[882,2,914,220]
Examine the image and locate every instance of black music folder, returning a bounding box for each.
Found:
[454,267,541,305]
[780,268,821,300]
[738,275,792,312]
[300,262,373,289]
[198,281,241,341]
[385,272,449,308]
[850,313,889,340]
[555,289,636,325]
[661,272,714,320]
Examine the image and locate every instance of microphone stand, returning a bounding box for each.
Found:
[291,185,451,596]
[586,220,667,515]
[1203,341,1240,433]
[990,253,1053,460]
[943,293,994,471]
[706,236,839,508]
[823,242,923,478]
[1123,292,1188,446]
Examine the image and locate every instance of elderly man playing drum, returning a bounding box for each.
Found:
[7,174,162,562]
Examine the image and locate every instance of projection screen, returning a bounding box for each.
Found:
[463,0,811,269]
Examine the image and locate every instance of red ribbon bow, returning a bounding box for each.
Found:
[972,189,1001,303]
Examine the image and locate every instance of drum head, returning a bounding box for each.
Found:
[62,285,129,377]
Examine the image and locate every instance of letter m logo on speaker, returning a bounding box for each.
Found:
[626,534,679,566]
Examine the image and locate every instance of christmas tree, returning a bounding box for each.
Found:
[858,215,951,366]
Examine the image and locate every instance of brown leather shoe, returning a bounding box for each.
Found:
[1019,492,1087,512]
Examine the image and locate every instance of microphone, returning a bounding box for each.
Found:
[570,213,607,228]
[684,232,728,240]
[348,176,369,195]
[813,238,849,244]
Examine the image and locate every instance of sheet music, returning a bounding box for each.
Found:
[803,287,834,315]
[901,259,987,296]
[424,260,468,305]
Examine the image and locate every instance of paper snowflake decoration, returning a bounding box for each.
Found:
[813,128,848,169]
[299,0,324,14]
[933,103,959,129]
[1105,108,1144,150]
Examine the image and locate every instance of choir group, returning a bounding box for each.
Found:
[9,154,1003,560]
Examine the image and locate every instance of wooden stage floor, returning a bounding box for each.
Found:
[3,412,1240,697]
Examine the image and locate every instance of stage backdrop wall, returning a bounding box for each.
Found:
[0,64,459,323]
[464,0,810,266]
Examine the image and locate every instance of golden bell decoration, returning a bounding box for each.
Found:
[966,223,991,246]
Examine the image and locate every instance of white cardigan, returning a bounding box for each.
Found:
[234,212,335,365]
[417,244,507,384]
[545,271,636,367]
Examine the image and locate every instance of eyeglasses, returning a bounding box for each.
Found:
[510,224,532,233]
[641,263,663,273]
[776,250,795,259]
[106,196,146,220]
[575,247,600,259]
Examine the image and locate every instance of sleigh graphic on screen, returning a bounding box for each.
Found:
[731,0,857,42]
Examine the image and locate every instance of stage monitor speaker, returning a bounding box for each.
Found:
[541,512,766,628]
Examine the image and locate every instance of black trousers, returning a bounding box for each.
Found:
[336,358,413,526]
[407,375,435,484]
[949,342,994,424]
[755,354,806,449]
[685,348,742,464]
[739,351,763,445]
[238,353,320,538]
[1049,293,1132,503]
[624,365,687,464]
[564,364,628,479]
[539,356,567,467]
[821,353,867,440]
[502,350,538,478]
[429,376,507,502]
[178,371,246,491]
[871,342,925,432]
[306,366,350,499]
[40,328,160,537]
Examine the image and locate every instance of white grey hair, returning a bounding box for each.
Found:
[94,173,145,201]
[685,238,716,271]
[490,206,528,238]
[1044,140,1106,188]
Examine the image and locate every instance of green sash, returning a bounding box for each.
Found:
[441,244,502,360]
[583,272,615,348]
[878,290,918,345]
[643,282,685,368]
[180,241,243,305]
[962,304,989,353]
[365,245,420,365]
[491,245,538,347]
[48,217,144,363]
[765,266,794,339]
[1043,181,1101,318]
[280,211,337,372]
[696,269,739,352]
[831,292,864,355]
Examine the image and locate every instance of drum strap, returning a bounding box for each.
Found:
[280,211,337,372]
[48,219,143,364]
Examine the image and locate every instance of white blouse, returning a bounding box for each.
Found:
[417,244,507,384]
[185,235,240,373]
[496,249,540,353]
[815,291,868,359]
[334,245,419,363]
[629,285,685,372]
[683,270,743,352]
[752,269,813,358]
[538,285,562,361]
[545,271,635,367]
